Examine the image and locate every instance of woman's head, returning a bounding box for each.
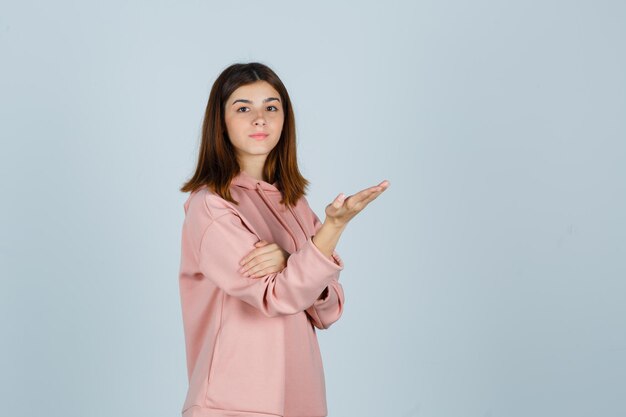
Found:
[224,80,284,173]
[181,62,309,208]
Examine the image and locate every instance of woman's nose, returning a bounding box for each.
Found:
[253,116,266,126]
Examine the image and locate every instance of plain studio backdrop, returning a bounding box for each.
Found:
[1,1,625,416]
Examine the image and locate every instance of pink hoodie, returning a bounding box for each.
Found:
[178,170,345,417]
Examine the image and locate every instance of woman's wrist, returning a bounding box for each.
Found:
[323,217,348,230]
[312,220,346,259]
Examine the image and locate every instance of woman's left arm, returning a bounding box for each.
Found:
[242,240,344,329]
[239,202,346,329]
[304,208,345,329]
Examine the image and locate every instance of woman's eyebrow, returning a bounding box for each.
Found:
[231,97,281,106]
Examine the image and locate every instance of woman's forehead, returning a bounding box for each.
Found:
[228,81,280,103]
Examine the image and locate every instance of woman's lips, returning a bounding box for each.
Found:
[249,133,268,140]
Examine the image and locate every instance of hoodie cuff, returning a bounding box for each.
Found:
[307,236,344,270]
[314,285,335,306]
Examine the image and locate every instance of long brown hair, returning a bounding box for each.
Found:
[180,62,309,208]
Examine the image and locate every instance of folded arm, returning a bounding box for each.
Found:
[198,211,343,318]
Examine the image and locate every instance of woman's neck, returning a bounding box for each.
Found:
[239,159,266,182]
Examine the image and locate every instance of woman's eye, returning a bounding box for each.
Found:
[236,106,279,113]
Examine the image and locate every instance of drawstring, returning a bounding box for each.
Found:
[287,205,310,241]
[255,183,308,251]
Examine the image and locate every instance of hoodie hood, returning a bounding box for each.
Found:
[231,170,280,191]
[230,170,309,253]
[182,171,278,214]
[182,170,310,252]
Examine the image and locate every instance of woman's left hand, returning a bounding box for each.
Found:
[238,240,290,278]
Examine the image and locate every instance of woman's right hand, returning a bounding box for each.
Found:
[324,180,390,228]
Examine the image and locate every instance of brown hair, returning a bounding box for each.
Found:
[180,62,309,208]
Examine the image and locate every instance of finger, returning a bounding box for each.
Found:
[239,245,274,266]
[344,187,387,213]
[344,187,379,207]
[332,193,346,208]
[250,265,283,278]
[239,256,263,274]
[356,186,388,208]
[239,253,262,272]
[251,261,287,278]
[352,186,380,201]
[353,181,390,202]
[249,265,279,278]
[360,184,388,203]
[351,193,381,212]
[244,259,275,277]
[360,180,390,195]
[237,258,258,274]
[334,181,390,207]
[240,251,277,274]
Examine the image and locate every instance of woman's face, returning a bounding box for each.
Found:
[224,80,284,168]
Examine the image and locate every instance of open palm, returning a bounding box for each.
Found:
[325,180,390,227]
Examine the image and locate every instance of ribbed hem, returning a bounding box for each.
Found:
[182,405,327,417]
[183,405,281,417]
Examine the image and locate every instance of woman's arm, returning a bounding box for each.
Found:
[305,181,389,329]
[305,210,346,330]
[197,210,343,318]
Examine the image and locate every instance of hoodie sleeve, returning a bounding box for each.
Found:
[304,210,346,330]
[197,209,344,318]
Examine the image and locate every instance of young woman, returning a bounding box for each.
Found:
[178,62,389,417]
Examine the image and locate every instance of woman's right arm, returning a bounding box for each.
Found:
[196,210,343,318]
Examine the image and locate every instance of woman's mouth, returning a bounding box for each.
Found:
[249,133,269,140]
